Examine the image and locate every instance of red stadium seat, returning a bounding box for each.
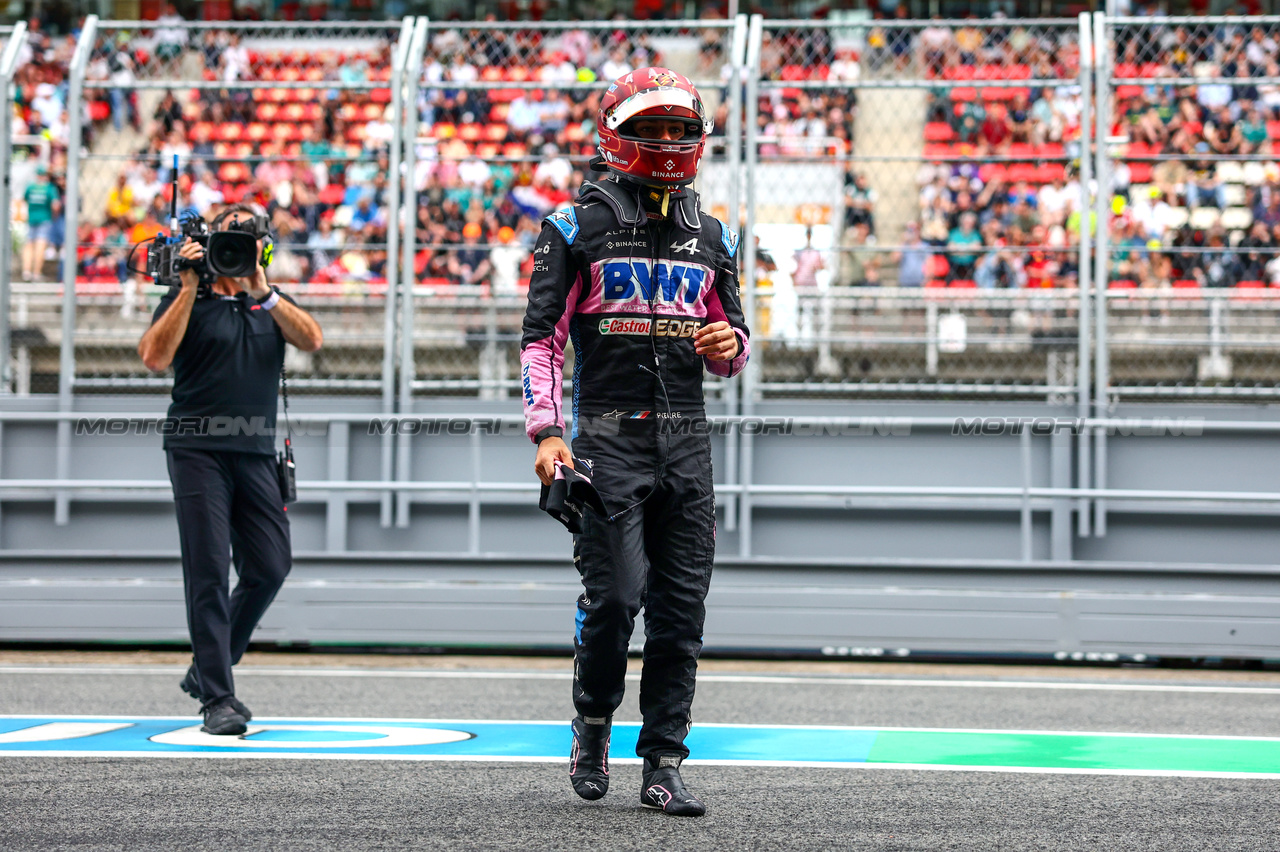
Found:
[485,123,509,142]
[1008,162,1040,183]
[978,163,1009,183]
[1172,279,1199,289]
[949,279,977,289]
[950,87,977,102]
[475,142,501,159]
[1108,279,1137,289]
[218,162,250,183]
[1036,162,1065,183]
[319,184,346,205]
[924,122,956,142]
[1007,142,1035,159]
[924,255,950,281]
[257,103,280,121]
[1128,162,1153,183]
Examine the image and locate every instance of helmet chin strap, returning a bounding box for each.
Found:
[645,186,672,217]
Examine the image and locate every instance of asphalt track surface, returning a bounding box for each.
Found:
[3,651,1279,851]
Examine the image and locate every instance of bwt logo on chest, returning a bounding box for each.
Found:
[599,260,711,305]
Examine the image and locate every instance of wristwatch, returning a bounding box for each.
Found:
[257,287,281,311]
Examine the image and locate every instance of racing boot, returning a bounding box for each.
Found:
[569,715,611,800]
[181,661,253,721]
[641,754,706,817]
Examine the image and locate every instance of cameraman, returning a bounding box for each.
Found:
[137,204,323,735]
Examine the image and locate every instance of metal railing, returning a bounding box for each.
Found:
[3,408,1279,566]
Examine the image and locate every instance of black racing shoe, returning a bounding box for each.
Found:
[569,715,612,800]
[641,754,706,817]
[182,663,252,721]
[200,698,248,736]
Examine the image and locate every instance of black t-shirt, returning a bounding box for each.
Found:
[152,288,295,455]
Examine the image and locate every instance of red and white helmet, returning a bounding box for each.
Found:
[597,66,712,188]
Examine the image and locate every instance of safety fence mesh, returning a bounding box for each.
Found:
[15,15,1280,402]
[1102,16,1280,400]
[402,20,738,400]
[748,19,1085,400]
[65,20,405,394]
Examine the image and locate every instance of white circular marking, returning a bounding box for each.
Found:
[149,724,473,749]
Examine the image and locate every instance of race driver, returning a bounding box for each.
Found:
[520,67,750,817]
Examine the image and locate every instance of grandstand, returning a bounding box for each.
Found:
[7,14,1280,399]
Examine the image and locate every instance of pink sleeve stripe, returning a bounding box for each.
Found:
[702,285,749,378]
[522,275,582,443]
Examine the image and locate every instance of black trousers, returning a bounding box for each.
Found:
[570,426,715,760]
[166,448,291,707]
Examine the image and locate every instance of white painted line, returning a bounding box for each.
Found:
[2,665,1280,696]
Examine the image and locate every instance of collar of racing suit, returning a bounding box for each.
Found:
[576,176,703,234]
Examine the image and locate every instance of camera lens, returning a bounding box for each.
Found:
[206,231,258,278]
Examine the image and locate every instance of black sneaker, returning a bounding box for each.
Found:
[641,754,706,817]
[182,663,252,721]
[569,715,611,800]
[201,699,248,736]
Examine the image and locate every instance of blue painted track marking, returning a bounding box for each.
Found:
[0,717,876,764]
[2,717,1278,778]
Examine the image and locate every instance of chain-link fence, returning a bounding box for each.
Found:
[1102,15,1280,401]
[0,23,25,395]
[399,18,744,401]
[743,17,1088,401]
[21,14,1280,407]
[59,17,411,397]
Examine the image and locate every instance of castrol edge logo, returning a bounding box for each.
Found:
[598,317,702,338]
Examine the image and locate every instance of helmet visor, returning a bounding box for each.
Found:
[604,87,713,135]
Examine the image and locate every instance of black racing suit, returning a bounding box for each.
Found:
[520,177,750,760]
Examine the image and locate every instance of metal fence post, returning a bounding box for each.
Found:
[738,13,763,559]
[1076,11,1093,538]
[1092,11,1111,537]
[380,17,414,528]
[54,15,98,526]
[722,13,748,534]
[0,23,27,395]
[395,16,428,529]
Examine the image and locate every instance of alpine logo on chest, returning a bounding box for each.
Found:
[598,259,711,305]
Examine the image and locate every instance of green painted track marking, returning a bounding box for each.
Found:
[868,730,1280,775]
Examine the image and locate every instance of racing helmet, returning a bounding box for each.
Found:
[597,67,712,188]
